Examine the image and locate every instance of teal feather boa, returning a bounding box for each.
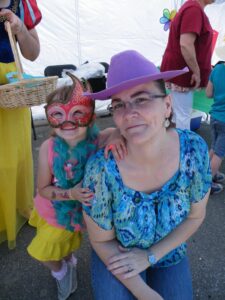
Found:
[52,125,99,231]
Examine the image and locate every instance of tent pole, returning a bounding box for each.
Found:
[75,0,82,65]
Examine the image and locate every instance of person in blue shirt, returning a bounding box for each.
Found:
[82,50,212,300]
[206,44,225,195]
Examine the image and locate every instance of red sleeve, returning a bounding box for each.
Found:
[20,0,42,30]
[180,6,203,36]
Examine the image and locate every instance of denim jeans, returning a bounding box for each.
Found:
[210,118,225,158]
[91,250,193,300]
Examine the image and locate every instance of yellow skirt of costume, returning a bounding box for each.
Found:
[27,209,82,261]
[0,62,33,249]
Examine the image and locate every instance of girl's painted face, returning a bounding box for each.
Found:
[45,78,94,129]
[45,101,94,130]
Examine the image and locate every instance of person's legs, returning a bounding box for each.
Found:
[209,119,225,194]
[91,250,145,300]
[211,154,223,177]
[171,91,193,130]
[146,256,193,300]
[27,215,81,299]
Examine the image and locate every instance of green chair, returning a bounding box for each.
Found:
[193,89,213,114]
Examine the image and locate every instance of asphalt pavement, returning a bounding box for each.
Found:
[0,116,224,300]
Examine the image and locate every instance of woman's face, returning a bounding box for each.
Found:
[111,81,171,145]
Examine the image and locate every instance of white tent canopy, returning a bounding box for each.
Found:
[22,0,225,75]
[24,0,225,122]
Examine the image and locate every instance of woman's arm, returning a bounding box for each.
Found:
[150,191,210,262]
[205,80,214,98]
[83,212,163,300]
[0,9,40,60]
[108,191,210,279]
[180,33,200,88]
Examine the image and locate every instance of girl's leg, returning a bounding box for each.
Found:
[91,250,144,300]
[64,253,77,266]
[146,256,193,300]
[42,260,63,272]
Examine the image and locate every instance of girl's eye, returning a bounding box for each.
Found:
[73,110,85,117]
[52,112,63,119]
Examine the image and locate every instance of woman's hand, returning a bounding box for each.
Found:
[70,181,94,206]
[104,136,128,160]
[0,9,24,35]
[107,245,150,279]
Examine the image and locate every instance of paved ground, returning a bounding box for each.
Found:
[0,116,225,300]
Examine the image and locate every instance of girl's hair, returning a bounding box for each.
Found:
[46,85,73,105]
[46,73,95,111]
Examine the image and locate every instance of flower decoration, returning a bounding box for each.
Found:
[160,8,177,31]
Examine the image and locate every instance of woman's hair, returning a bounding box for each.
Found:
[154,79,167,95]
[154,79,173,127]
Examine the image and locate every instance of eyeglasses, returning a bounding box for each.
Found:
[107,94,166,115]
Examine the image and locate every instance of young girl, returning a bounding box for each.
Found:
[206,45,225,195]
[27,73,126,300]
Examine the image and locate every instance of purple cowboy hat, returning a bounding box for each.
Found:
[84,50,189,100]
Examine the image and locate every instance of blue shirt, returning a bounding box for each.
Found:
[83,129,211,267]
[209,63,225,123]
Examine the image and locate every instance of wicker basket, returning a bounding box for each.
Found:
[0,22,58,109]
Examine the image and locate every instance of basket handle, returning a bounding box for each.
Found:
[5,21,24,80]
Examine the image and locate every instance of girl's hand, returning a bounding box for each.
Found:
[0,9,24,35]
[104,136,128,160]
[70,182,94,206]
[107,245,150,279]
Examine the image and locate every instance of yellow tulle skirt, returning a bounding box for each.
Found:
[27,209,82,261]
[0,62,34,249]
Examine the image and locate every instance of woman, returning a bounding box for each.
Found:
[0,0,41,249]
[82,50,212,300]
[160,0,214,130]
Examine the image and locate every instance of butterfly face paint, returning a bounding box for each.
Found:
[45,73,94,129]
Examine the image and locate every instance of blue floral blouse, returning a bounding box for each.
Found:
[83,129,212,267]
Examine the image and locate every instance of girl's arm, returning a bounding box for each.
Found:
[98,127,120,148]
[98,127,127,160]
[107,191,210,279]
[205,80,214,98]
[37,140,93,203]
[83,212,163,300]
[0,9,40,60]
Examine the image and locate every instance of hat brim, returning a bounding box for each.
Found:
[84,67,189,100]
